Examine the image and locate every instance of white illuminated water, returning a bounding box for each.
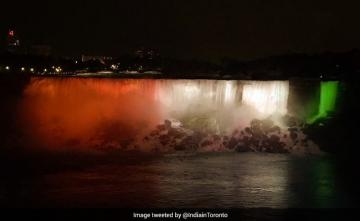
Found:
[242,81,289,116]
[154,80,289,118]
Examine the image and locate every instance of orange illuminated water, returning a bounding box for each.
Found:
[18,78,163,150]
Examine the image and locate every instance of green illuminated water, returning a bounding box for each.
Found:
[307,81,339,124]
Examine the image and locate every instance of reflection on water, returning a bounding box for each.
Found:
[0,153,354,208]
[156,153,290,208]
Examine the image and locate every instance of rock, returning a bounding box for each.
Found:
[262,119,275,133]
[176,136,199,151]
[285,116,298,127]
[244,127,252,135]
[141,115,316,154]
[269,126,281,134]
[164,119,172,129]
[150,130,159,136]
[269,135,280,143]
[290,131,298,141]
[232,129,239,136]
[227,137,238,149]
[174,145,186,151]
[192,131,206,143]
[159,134,170,145]
[235,143,251,152]
[251,119,261,128]
[157,124,166,131]
[201,140,213,147]
[288,127,298,132]
[235,145,253,152]
[212,134,221,141]
[168,128,184,138]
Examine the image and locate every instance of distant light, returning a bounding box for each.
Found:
[52,66,55,69]
[21,67,25,71]
[75,60,78,64]
[9,30,14,37]
[30,68,34,72]
[44,68,47,72]
[5,66,10,70]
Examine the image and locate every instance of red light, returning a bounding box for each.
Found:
[9,30,14,37]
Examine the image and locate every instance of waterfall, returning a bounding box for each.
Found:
[242,81,289,116]
[307,81,339,124]
[18,78,300,152]
[154,80,289,117]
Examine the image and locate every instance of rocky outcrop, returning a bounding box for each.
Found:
[139,117,321,154]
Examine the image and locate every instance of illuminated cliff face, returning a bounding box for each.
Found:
[18,78,291,150]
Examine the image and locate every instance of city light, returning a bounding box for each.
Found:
[21,67,25,71]
[5,66,10,70]
[55,67,62,73]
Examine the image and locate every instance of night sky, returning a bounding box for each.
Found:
[1,0,360,61]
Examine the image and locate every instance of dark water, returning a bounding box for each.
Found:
[1,152,357,208]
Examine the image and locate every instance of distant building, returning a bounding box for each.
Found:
[81,55,112,64]
[7,29,20,53]
[134,48,159,60]
[30,44,52,56]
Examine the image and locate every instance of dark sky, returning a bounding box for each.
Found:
[1,0,360,61]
